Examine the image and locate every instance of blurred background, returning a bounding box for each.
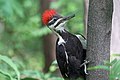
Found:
[0,0,120,80]
[0,0,86,80]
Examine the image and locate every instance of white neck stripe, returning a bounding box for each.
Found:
[49,18,62,28]
[54,18,62,26]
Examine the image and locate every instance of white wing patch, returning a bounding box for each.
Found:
[76,34,87,49]
[58,35,65,45]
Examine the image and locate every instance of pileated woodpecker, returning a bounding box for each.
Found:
[42,9,88,80]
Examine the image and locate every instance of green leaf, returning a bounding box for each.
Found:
[21,77,39,80]
[112,54,120,57]
[111,59,120,79]
[0,70,14,80]
[87,65,110,71]
[0,55,20,80]
[111,58,117,65]
[51,60,57,65]
[49,65,57,72]
[49,60,58,72]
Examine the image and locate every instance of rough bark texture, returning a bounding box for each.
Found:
[40,0,56,72]
[87,0,113,80]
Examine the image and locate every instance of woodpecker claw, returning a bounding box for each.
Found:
[80,60,90,75]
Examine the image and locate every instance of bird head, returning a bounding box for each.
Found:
[42,9,75,31]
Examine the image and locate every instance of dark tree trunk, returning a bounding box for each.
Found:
[40,0,56,72]
[43,34,56,72]
[87,0,113,80]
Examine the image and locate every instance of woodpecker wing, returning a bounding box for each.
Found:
[75,34,87,50]
[75,34,86,59]
[56,32,86,79]
[56,39,69,79]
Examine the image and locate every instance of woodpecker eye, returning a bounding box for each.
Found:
[48,18,58,26]
[53,18,57,21]
[48,21,54,26]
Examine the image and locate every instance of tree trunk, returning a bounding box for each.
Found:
[40,0,56,72]
[111,0,120,54]
[84,0,89,36]
[87,0,113,80]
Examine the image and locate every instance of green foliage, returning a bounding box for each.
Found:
[0,55,63,80]
[87,55,120,80]
[0,0,48,70]
[20,70,63,80]
[0,0,85,76]
[109,59,120,80]
[0,55,20,80]
[87,65,110,71]
[1,54,120,80]
[0,0,53,80]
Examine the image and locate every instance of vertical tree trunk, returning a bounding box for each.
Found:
[87,0,113,80]
[111,0,120,54]
[40,0,56,72]
[84,0,89,36]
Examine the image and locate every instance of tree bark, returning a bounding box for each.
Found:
[40,0,56,72]
[87,0,113,80]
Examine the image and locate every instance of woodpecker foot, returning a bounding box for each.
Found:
[80,60,90,75]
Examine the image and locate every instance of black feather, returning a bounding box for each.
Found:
[56,30,86,80]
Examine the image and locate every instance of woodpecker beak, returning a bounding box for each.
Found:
[63,14,75,21]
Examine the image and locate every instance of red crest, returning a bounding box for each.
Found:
[42,9,57,25]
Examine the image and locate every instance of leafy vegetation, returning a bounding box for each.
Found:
[0,0,84,80]
[87,54,120,80]
[0,55,63,80]
[0,55,20,80]
[1,54,120,80]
